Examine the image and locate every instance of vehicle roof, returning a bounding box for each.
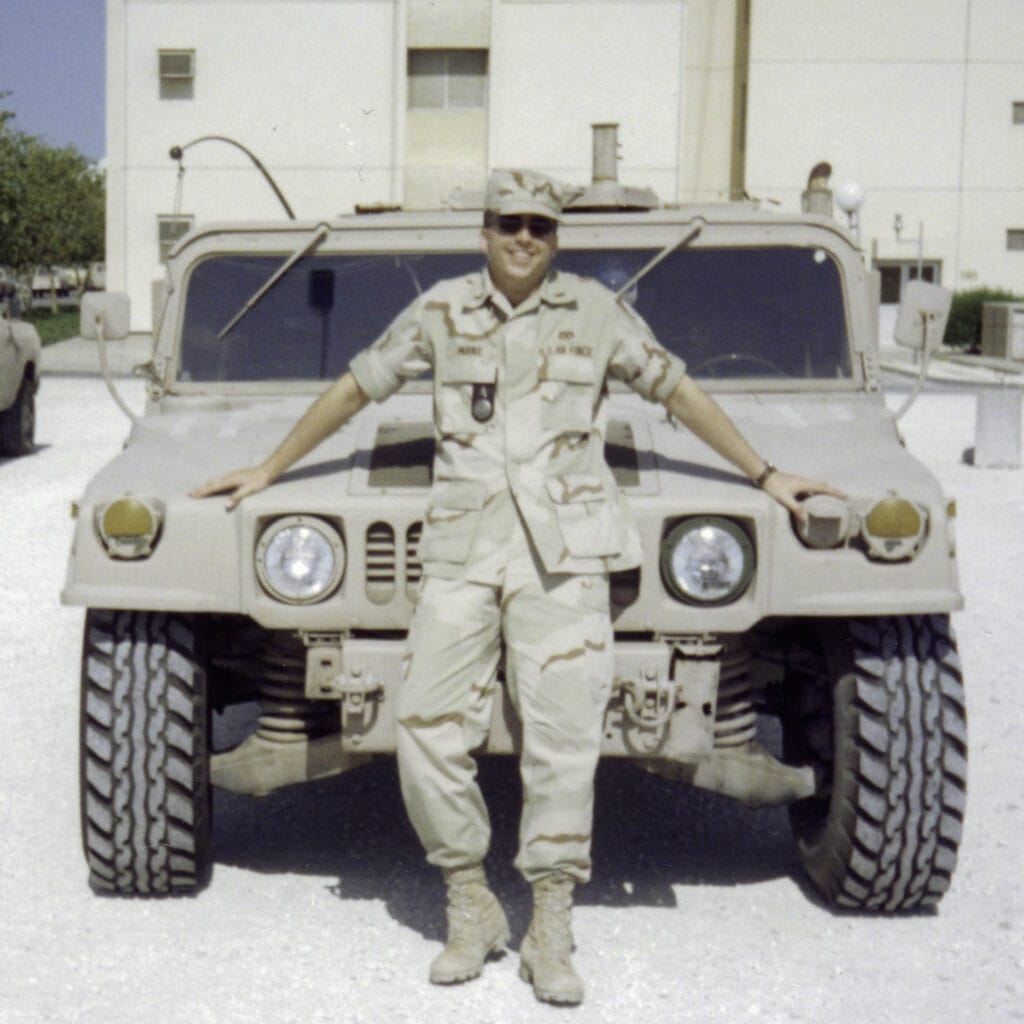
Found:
[168,202,858,260]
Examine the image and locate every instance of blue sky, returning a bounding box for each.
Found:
[1,0,106,161]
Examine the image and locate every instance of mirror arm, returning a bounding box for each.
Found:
[94,313,142,426]
[893,311,932,420]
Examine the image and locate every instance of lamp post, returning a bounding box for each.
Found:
[893,213,924,282]
[893,213,927,365]
[835,182,865,245]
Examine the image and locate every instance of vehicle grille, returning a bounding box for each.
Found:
[406,523,423,595]
[365,520,422,604]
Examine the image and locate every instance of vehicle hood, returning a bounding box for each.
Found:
[75,389,940,508]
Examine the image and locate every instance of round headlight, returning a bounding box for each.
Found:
[660,516,755,605]
[256,516,345,604]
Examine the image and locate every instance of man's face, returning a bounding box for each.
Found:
[481,214,559,303]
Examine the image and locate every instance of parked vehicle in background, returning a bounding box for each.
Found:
[0,311,40,456]
[57,266,90,292]
[31,266,70,300]
[65,135,967,914]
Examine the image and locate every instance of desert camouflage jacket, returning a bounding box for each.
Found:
[350,267,687,577]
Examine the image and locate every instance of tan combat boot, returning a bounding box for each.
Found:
[429,864,511,985]
[519,872,584,1005]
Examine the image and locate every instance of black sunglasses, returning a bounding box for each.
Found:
[495,214,557,239]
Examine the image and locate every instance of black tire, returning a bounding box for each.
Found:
[783,615,967,911]
[79,610,212,895]
[0,374,35,456]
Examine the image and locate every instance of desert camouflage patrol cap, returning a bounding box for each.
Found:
[484,168,578,221]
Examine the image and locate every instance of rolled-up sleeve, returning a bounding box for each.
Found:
[607,299,687,404]
[349,297,433,403]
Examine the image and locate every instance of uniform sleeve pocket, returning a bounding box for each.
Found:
[419,480,487,564]
[544,475,621,558]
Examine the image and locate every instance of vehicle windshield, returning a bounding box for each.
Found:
[178,246,851,382]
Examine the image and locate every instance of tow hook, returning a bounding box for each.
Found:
[621,675,678,730]
[303,637,384,743]
[337,669,383,742]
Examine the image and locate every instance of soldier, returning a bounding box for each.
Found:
[193,169,839,1006]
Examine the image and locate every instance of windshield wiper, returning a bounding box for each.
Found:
[218,223,331,339]
[614,220,704,301]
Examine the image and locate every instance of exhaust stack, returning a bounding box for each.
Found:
[566,123,659,212]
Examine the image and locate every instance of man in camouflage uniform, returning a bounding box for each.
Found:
[194,169,835,1006]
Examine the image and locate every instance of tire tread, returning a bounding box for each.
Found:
[79,609,211,896]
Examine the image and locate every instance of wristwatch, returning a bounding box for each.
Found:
[754,461,777,488]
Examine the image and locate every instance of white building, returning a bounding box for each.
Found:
[106,0,1023,331]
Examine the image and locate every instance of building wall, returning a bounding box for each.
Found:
[107,0,406,328]
[106,0,1022,330]
[109,0,720,329]
[745,0,1024,294]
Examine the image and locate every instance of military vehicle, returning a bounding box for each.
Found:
[0,311,40,456]
[66,133,966,912]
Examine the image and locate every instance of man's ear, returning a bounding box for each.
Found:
[479,228,489,253]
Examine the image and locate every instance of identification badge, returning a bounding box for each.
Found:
[471,381,496,423]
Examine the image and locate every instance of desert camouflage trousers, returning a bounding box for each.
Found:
[395,509,613,884]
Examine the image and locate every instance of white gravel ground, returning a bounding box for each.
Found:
[1,376,1021,1024]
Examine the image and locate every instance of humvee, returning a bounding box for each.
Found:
[65,145,966,912]
[0,311,40,456]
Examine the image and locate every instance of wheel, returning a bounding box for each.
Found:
[782,615,966,910]
[0,374,35,456]
[79,610,212,895]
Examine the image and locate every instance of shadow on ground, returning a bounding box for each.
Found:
[212,706,801,943]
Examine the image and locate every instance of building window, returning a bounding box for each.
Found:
[875,260,941,303]
[159,50,195,100]
[1013,102,1024,125]
[408,49,488,110]
[1008,230,1024,251]
[158,215,194,260]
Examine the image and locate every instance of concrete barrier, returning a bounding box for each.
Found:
[973,385,1023,468]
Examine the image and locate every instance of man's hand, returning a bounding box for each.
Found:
[761,470,845,523]
[190,465,275,510]
[663,376,844,521]
[189,371,371,511]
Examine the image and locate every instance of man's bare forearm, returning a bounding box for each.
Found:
[664,375,766,481]
[663,374,844,518]
[260,371,370,481]
[191,371,370,507]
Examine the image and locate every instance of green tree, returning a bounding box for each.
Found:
[943,287,1024,353]
[0,96,104,306]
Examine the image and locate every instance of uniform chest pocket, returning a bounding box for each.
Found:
[419,479,487,564]
[436,355,497,435]
[545,474,621,559]
[539,356,596,433]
